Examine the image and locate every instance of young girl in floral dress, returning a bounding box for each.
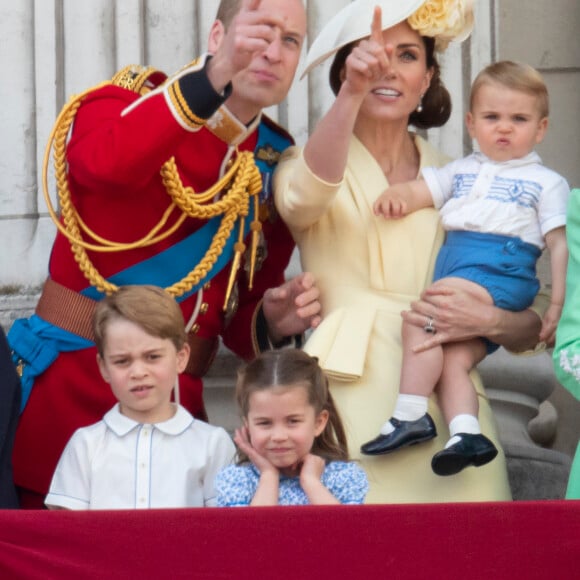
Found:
[215,349,368,506]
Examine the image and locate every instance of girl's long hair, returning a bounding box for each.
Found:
[235,349,348,464]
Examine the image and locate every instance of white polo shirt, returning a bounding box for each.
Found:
[422,151,569,249]
[45,404,235,510]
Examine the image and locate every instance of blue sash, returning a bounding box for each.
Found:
[81,212,239,302]
[9,120,292,411]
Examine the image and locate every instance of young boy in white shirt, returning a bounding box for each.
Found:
[362,61,569,476]
[46,285,235,509]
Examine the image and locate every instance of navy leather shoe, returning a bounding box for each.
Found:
[431,433,498,476]
[360,414,437,456]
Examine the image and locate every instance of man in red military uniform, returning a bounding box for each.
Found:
[9,0,319,508]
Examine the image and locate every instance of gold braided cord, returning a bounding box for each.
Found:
[72,201,185,249]
[160,154,262,299]
[43,86,189,252]
[42,80,263,297]
[248,193,263,289]
[43,90,255,252]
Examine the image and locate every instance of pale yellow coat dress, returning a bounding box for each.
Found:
[274,134,512,503]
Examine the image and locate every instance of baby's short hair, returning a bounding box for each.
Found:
[470,60,549,118]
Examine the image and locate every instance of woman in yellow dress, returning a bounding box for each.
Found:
[275,0,547,503]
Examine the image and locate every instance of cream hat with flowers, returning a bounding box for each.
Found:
[302,0,474,77]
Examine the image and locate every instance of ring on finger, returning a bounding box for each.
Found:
[423,316,436,334]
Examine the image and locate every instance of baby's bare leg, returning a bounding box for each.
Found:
[437,339,487,424]
[430,323,498,475]
[361,277,494,457]
[400,276,492,397]
[399,320,443,396]
[430,276,494,304]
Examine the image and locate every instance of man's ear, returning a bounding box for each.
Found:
[208,20,225,54]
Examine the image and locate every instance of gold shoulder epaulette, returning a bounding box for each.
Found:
[111,65,167,95]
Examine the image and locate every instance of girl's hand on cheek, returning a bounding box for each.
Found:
[300,454,340,504]
[234,426,278,475]
[299,453,325,486]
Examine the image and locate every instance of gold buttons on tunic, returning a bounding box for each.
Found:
[191,323,200,334]
[200,302,209,315]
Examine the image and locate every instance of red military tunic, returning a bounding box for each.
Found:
[12,57,295,503]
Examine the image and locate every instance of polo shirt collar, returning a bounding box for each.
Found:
[473,150,542,167]
[103,403,194,436]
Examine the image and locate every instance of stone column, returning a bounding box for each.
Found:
[478,348,572,500]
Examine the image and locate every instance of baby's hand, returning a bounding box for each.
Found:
[539,303,563,346]
[373,192,408,218]
[234,426,278,475]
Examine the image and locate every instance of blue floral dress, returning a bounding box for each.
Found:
[215,461,368,506]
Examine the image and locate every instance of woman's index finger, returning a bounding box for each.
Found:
[370,6,384,44]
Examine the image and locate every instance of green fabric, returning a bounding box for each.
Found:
[554,188,580,500]
[566,442,580,499]
[553,188,580,399]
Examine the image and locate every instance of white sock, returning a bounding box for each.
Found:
[380,394,429,435]
[445,414,481,448]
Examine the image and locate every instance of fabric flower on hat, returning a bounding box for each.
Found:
[408,0,473,51]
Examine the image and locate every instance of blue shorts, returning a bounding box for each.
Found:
[434,231,541,353]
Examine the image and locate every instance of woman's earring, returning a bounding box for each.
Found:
[416,96,424,113]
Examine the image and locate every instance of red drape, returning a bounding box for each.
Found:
[1,501,578,579]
